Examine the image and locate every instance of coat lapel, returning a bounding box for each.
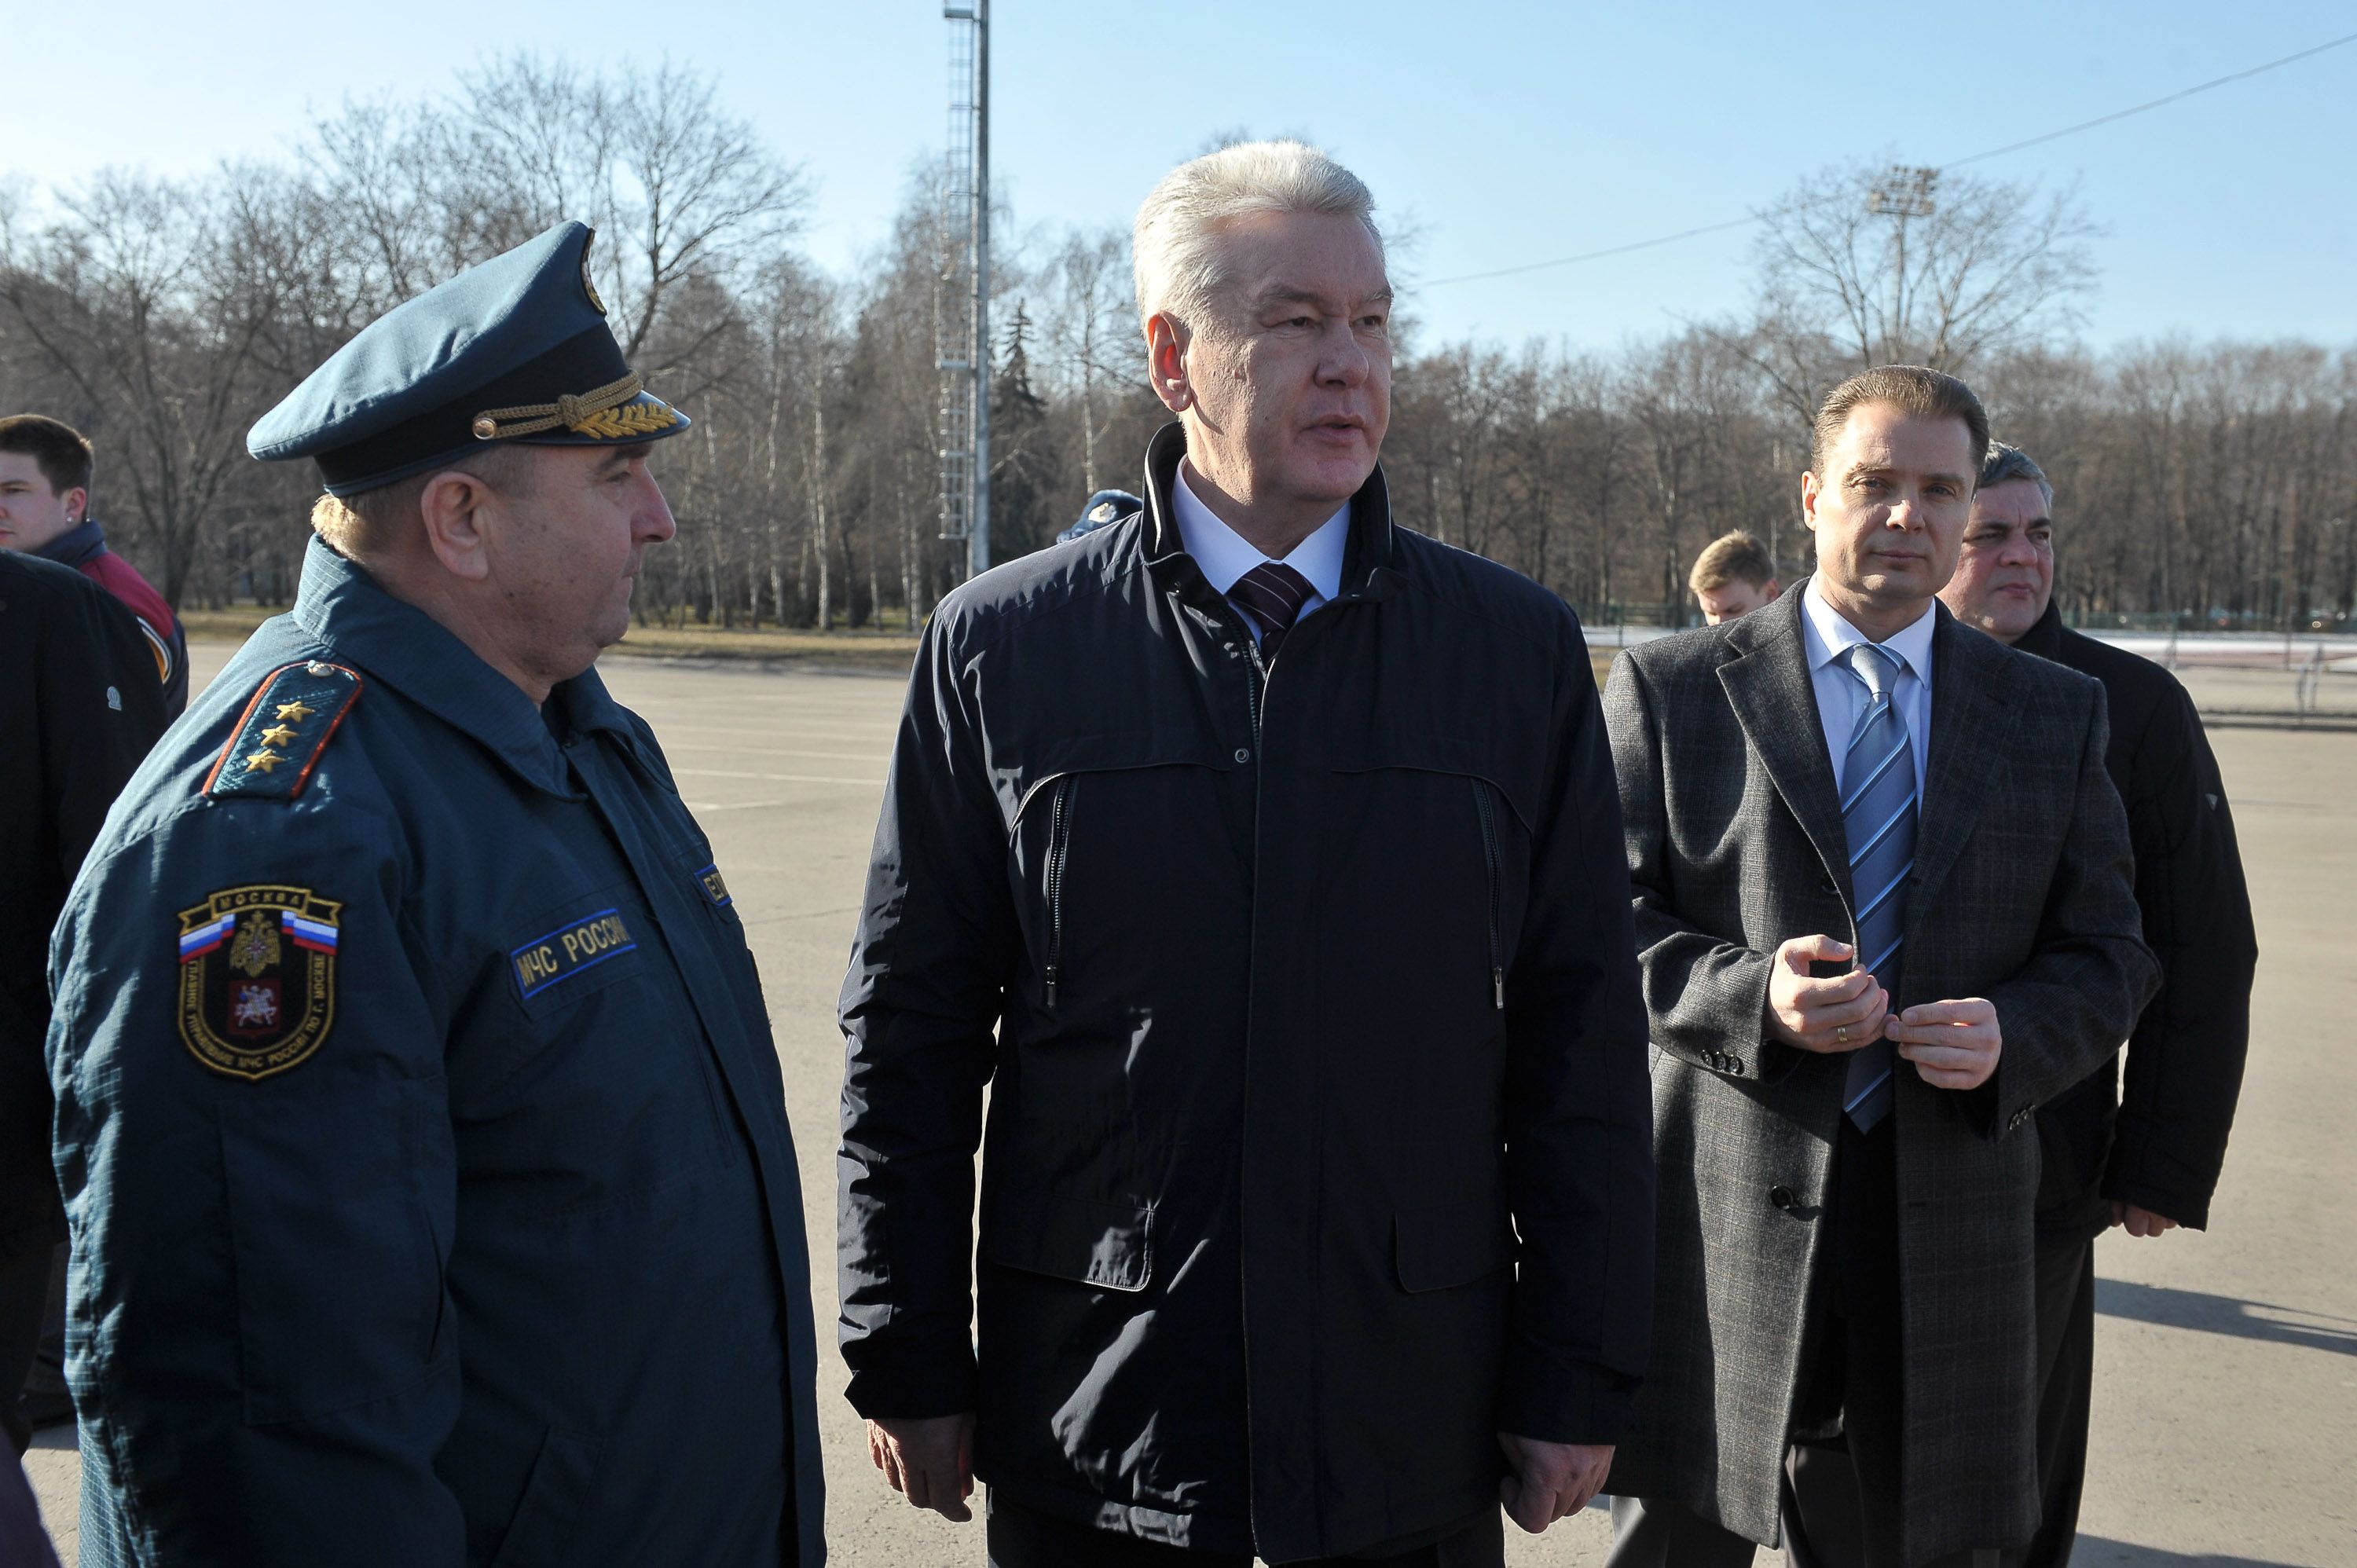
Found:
[1717,589,1853,899]
[1907,608,2011,918]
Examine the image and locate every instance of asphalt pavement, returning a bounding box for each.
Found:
[23,640,2355,1566]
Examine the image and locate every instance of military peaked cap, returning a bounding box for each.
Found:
[248,222,689,496]
[1058,488,1142,544]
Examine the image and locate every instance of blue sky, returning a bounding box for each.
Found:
[12,2,2355,350]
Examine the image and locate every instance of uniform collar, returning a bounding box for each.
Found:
[290,534,618,796]
[1801,575,1937,686]
[1170,462,1348,602]
[31,518,107,570]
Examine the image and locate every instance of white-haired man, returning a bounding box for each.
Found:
[838,141,1655,1566]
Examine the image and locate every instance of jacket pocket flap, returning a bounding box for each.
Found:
[1326,733,1542,832]
[1395,1200,1516,1294]
[981,1196,1153,1293]
[1006,735,1238,829]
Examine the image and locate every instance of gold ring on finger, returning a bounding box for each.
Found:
[1836,1025,1849,1043]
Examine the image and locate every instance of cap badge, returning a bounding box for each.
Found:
[471,372,676,441]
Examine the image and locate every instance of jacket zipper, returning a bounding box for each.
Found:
[1043,776,1076,1009]
[1471,778,1505,1010]
[1244,637,1265,753]
[1237,621,1265,1483]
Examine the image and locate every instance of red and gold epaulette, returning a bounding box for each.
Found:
[203,660,363,800]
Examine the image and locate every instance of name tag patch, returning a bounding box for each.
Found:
[511,908,639,999]
[693,863,733,908]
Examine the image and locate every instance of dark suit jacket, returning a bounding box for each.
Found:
[2016,602,2256,1236]
[1599,584,2157,1564]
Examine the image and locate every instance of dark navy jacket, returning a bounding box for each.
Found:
[49,538,825,1566]
[34,518,189,717]
[2,553,168,1262]
[2016,601,2256,1236]
[839,425,1654,1561]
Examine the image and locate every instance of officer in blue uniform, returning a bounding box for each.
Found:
[47,222,826,1566]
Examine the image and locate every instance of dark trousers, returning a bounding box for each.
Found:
[2000,1236,2094,1568]
[985,1493,1505,1567]
[1608,1119,1994,1568]
[0,1247,52,1457]
[22,1242,68,1405]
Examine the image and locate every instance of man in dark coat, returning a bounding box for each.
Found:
[1938,441,2256,1568]
[47,222,825,1566]
[1600,367,2157,1567]
[0,552,168,1456]
[838,140,1655,1566]
[3,415,193,1441]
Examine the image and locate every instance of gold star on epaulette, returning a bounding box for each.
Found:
[258,724,299,747]
[274,699,317,724]
[244,749,285,774]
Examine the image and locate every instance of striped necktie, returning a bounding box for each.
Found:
[1839,642,1913,1133]
[1229,562,1316,661]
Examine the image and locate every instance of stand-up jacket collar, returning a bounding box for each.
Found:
[1138,423,1401,599]
[2011,597,2066,660]
[31,518,109,570]
[286,535,638,797]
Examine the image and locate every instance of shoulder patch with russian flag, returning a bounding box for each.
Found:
[175,885,343,1079]
[204,660,363,801]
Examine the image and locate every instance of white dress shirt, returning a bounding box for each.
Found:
[1171,463,1349,646]
[1798,577,1936,802]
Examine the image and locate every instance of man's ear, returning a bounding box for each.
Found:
[1799,472,1821,533]
[61,485,89,524]
[1764,579,1782,602]
[417,467,499,583]
[1145,313,1192,415]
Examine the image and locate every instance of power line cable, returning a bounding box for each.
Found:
[1420,29,2357,288]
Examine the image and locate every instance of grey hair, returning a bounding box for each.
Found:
[1131,139,1383,334]
[1978,440,2055,510]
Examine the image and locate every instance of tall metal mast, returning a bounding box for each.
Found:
[939,2,991,577]
[1867,166,1937,364]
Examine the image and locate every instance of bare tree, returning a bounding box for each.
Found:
[1745,163,2100,418]
[0,170,287,606]
[1040,226,1140,495]
[450,56,812,370]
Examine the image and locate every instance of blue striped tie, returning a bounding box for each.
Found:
[1839,643,1913,1133]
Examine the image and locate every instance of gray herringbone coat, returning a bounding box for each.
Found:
[1599,586,2157,1566]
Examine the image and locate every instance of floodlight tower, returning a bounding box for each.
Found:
[939,1,992,577]
[1867,165,1937,362]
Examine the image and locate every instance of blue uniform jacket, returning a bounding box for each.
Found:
[48,539,826,1566]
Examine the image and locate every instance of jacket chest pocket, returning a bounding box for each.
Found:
[1006,749,1248,1017]
[1327,736,1540,1018]
[1470,777,1506,1011]
[460,884,733,1196]
[1040,776,1076,1009]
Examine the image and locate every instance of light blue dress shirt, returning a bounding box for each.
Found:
[1798,576,1937,804]
[1171,462,1349,646]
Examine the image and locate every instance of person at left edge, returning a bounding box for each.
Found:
[0,415,189,717]
[1,552,168,1462]
[45,220,826,1566]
